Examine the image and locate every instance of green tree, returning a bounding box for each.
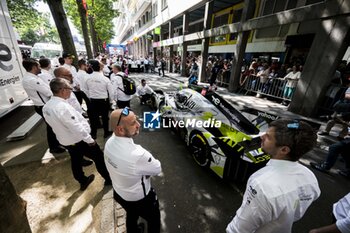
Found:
[39,13,60,43]
[21,28,40,45]
[6,0,41,35]
[6,0,60,46]
[64,0,118,55]
[46,0,78,64]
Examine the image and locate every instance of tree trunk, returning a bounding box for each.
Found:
[98,37,104,54]
[0,164,31,233]
[46,0,78,65]
[89,15,99,57]
[76,0,93,59]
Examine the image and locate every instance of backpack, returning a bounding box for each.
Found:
[117,74,136,95]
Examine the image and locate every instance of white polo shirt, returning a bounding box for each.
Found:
[104,135,162,201]
[226,159,320,233]
[43,96,94,146]
[38,69,54,85]
[110,72,133,102]
[334,193,350,233]
[77,69,89,94]
[22,72,52,106]
[136,84,154,96]
[85,71,114,102]
[63,63,80,91]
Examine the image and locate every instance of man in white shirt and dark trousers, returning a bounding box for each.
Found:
[43,78,112,191]
[226,119,321,233]
[85,60,114,139]
[62,53,82,104]
[136,79,155,105]
[76,59,91,115]
[104,108,162,233]
[110,64,132,108]
[22,58,65,154]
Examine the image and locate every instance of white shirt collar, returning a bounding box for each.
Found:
[267,159,298,167]
[112,134,134,144]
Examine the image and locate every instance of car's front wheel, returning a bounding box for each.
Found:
[189,133,210,167]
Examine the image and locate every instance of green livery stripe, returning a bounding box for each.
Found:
[211,166,224,178]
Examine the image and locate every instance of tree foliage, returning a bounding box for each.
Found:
[63,0,119,45]
[6,0,59,45]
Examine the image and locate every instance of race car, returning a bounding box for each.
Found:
[154,87,271,182]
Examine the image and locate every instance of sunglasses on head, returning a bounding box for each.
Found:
[117,107,131,126]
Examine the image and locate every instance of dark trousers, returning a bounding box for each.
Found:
[324,138,350,169]
[144,64,149,73]
[34,106,60,150]
[90,98,110,137]
[140,94,152,104]
[113,188,160,233]
[117,100,131,109]
[159,67,165,76]
[73,91,90,107]
[65,141,110,184]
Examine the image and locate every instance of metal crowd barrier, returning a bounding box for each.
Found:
[240,75,295,101]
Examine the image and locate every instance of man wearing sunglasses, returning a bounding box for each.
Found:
[104,108,162,233]
[226,119,320,233]
[43,78,112,191]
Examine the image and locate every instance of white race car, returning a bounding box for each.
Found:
[154,87,270,182]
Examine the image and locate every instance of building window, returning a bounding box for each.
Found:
[152,3,158,17]
[210,9,230,45]
[161,0,168,10]
[255,0,297,39]
[229,7,243,41]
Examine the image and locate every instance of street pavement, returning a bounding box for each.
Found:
[0,71,349,232]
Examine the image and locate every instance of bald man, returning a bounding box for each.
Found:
[53,67,83,114]
[104,108,162,233]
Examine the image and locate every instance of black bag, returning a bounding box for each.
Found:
[117,74,136,95]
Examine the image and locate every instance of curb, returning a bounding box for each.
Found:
[100,189,115,233]
[100,188,127,233]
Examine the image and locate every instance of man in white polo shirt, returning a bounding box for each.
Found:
[104,108,162,233]
[226,119,320,233]
[22,58,65,154]
[43,78,111,191]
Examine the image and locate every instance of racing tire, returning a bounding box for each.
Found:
[189,133,211,167]
[150,95,157,110]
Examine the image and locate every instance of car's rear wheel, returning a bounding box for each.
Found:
[189,133,210,167]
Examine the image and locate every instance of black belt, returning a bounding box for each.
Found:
[90,98,108,101]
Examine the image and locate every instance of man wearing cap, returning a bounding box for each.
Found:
[62,52,81,103]
[85,59,114,139]
[22,58,65,154]
[43,78,111,191]
[104,108,162,233]
[226,119,320,233]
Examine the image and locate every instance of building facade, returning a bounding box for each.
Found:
[113,0,350,117]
